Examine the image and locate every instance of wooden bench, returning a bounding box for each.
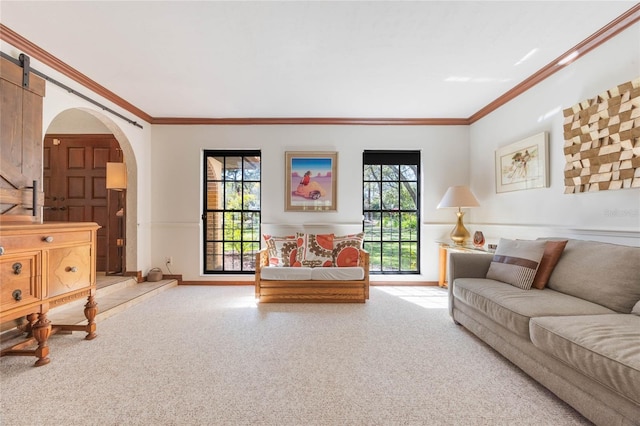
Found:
[255,249,369,303]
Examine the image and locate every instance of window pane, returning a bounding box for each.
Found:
[400,182,417,210]
[224,242,241,270]
[243,156,261,181]
[225,156,242,181]
[382,212,399,240]
[400,164,417,181]
[401,242,418,271]
[207,157,224,181]
[381,165,399,181]
[205,212,224,241]
[363,182,380,210]
[243,242,260,271]
[363,164,380,181]
[364,242,382,272]
[382,242,399,271]
[225,182,242,209]
[224,212,242,241]
[243,182,260,210]
[205,242,223,271]
[243,212,260,241]
[382,181,399,210]
[400,212,418,241]
[206,181,223,210]
[364,212,381,241]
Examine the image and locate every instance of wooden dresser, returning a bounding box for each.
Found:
[0,222,100,366]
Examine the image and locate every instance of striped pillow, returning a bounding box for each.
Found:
[486,238,546,290]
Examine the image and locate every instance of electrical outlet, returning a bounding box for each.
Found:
[165,256,173,265]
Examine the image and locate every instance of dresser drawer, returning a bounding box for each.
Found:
[0,253,41,310]
[47,245,92,298]
[0,230,92,254]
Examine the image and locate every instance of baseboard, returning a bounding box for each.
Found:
[371,281,438,286]
[180,280,249,286]
[161,274,183,284]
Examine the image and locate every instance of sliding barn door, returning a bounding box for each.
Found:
[0,56,45,221]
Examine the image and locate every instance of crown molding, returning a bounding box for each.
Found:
[150,117,470,125]
[2,3,639,127]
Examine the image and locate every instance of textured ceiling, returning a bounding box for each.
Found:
[0,1,637,119]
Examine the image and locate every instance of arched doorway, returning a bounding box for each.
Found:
[44,108,137,274]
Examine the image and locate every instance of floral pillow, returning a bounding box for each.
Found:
[263,234,298,267]
[296,233,334,267]
[333,233,364,267]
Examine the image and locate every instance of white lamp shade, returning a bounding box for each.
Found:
[106,162,127,190]
[437,185,480,208]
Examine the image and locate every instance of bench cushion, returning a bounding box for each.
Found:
[261,267,312,280]
[530,314,640,405]
[311,267,364,281]
[453,278,615,339]
[260,266,364,281]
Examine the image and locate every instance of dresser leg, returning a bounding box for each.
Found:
[84,295,98,340]
[32,313,51,367]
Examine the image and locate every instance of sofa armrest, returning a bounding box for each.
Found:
[449,252,494,281]
[448,252,494,317]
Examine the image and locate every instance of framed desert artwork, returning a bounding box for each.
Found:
[495,132,549,193]
[285,151,337,211]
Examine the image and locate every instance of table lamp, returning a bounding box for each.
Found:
[437,185,480,245]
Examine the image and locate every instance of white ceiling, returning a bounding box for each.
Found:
[1,1,637,119]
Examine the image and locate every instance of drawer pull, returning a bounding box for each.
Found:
[68,266,78,273]
[43,236,54,243]
[0,246,4,256]
[12,262,22,275]
[12,289,22,301]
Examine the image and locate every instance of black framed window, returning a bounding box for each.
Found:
[363,150,420,274]
[203,150,261,274]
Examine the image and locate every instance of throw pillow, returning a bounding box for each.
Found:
[333,232,365,267]
[296,233,334,267]
[531,240,568,290]
[632,300,640,316]
[263,234,298,267]
[486,238,546,290]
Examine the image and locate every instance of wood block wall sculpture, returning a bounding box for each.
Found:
[562,77,640,193]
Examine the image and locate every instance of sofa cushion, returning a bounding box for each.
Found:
[260,267,313,281]
[530,314,640,405]
[453,278,615,339]
[633,300,640,316]
[531,240,568,289]
[311,267,364,281]
[486,238,546,290]
[546,239,640,313]
[263,234,298,267]
[296,233,334,267]
[333,233,364,267]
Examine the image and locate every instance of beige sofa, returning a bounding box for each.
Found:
[448,238,640,426]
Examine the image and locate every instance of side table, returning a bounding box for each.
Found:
[437,241,492,288]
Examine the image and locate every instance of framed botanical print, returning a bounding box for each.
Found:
[495,132,549,193]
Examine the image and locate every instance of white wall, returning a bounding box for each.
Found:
[150,125,469,282]
[468,22,640,247]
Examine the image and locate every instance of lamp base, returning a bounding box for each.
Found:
[450,211,470,245]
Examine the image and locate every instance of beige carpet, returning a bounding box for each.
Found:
[0,286,590,425]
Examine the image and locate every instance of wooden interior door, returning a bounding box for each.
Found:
[43,135,121,272]
[0,56,45,220]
